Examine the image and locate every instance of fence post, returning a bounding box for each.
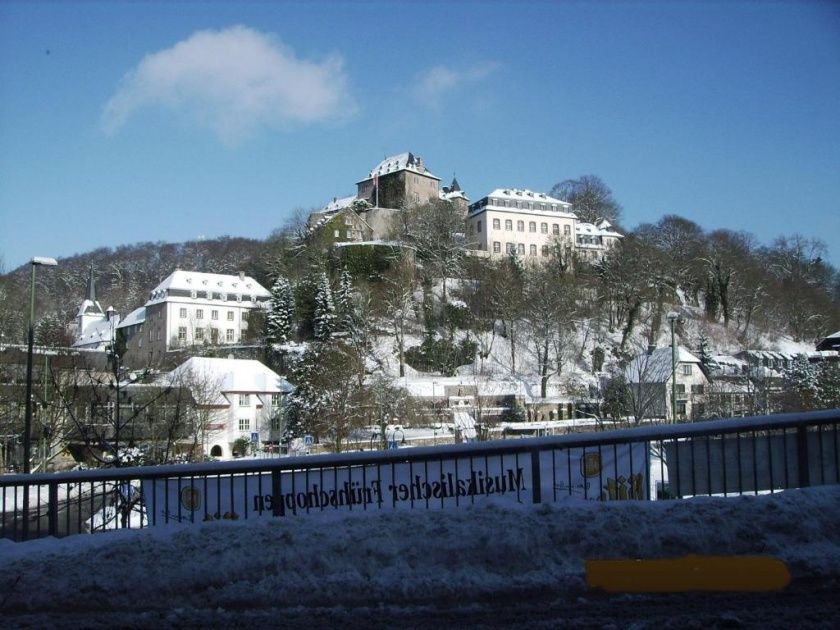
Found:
[531,448,542,504]
[48,481,58,537]
[22,483,30,541]
[271,469,282,517]
[797,426,810,488]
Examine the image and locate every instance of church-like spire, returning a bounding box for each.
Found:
[85,265,97,302]
[449,175,461,192]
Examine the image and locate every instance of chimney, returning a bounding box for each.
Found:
[239,271,245,281]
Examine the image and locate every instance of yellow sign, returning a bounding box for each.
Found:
[586,555,791,592]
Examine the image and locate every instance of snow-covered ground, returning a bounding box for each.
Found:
[1,486,838,628]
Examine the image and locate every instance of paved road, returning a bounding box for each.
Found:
[4,580,839,628]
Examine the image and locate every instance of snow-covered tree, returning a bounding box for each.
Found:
[335,267,353,332]
[266,276,295,345]
[695,332,713,371]
[313,273,336,341]
[781,357,840,411]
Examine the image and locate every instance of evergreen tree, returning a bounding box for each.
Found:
[696,332,713,370]
[266,276,295,345]
[313,273,336,341]
[335,267,353,332]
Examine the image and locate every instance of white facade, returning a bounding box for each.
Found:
[626,347,709,421]
[465,188,577,261]
[166,357,294,459]
[142,270,270,359]
[575,219,623,262]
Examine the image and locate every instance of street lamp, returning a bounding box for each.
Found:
[24,256,58,473]
[666,311,680,423]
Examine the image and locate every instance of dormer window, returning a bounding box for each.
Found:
[190,290,197,299]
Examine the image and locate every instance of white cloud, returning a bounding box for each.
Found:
[410,62,500,105]
[101,26,355,144]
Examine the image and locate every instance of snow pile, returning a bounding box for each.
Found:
[1,487,838,615]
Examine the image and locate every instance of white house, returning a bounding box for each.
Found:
[165,357,294,459]
[575,219,623,262]
[465,188,577,260]
[625,346,708,421]
[138,270,271,364]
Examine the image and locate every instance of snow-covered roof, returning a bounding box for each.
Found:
[440,189,469,202]
[320,195,357,214]
[487,188,568,205]
[73,317,117,349]
[453,410,477,439]
[165,357,293,404]
[360,152,439,182]
[116,306,146,329]
[332,240,408,248]
[576,221,623,238]
[147,271,269,305]
[626,346,701,384]
[469,188,576,219]
[76,299,103,318]
[736,350,798,362]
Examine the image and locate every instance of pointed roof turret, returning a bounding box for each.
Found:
[85,265,97,302]
[77,265,104,317]
[449,176,461,192]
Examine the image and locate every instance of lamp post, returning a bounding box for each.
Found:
[107,306,122,467]
[23,256,58,473]
[666,312,679,423]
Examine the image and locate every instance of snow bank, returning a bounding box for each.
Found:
[1,487,838,614]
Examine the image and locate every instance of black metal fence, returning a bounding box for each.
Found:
[1,409,838,542]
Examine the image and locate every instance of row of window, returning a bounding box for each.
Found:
[180,307,236,321]
[187,290,254,302]
[239,394,283,407]
[471,198,564,212]
[178,327,237,343]
[675,383,705,394]
[482,218,571,235]
[492,242,553,257]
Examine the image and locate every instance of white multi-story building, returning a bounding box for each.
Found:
[575,219,623,262]
[133,270,270,365]
[166,357,293,458]
[465,188,577,260]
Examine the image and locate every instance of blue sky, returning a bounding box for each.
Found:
[1,1,839,270]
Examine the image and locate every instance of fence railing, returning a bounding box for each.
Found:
[1,409,838,542]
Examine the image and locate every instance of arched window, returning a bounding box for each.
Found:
[210,445,223,457]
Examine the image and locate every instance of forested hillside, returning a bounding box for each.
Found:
[0,236,271,345]
[1,181,838,355]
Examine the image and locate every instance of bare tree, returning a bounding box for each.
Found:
[550,175,622,226]
[380,256,418,378]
